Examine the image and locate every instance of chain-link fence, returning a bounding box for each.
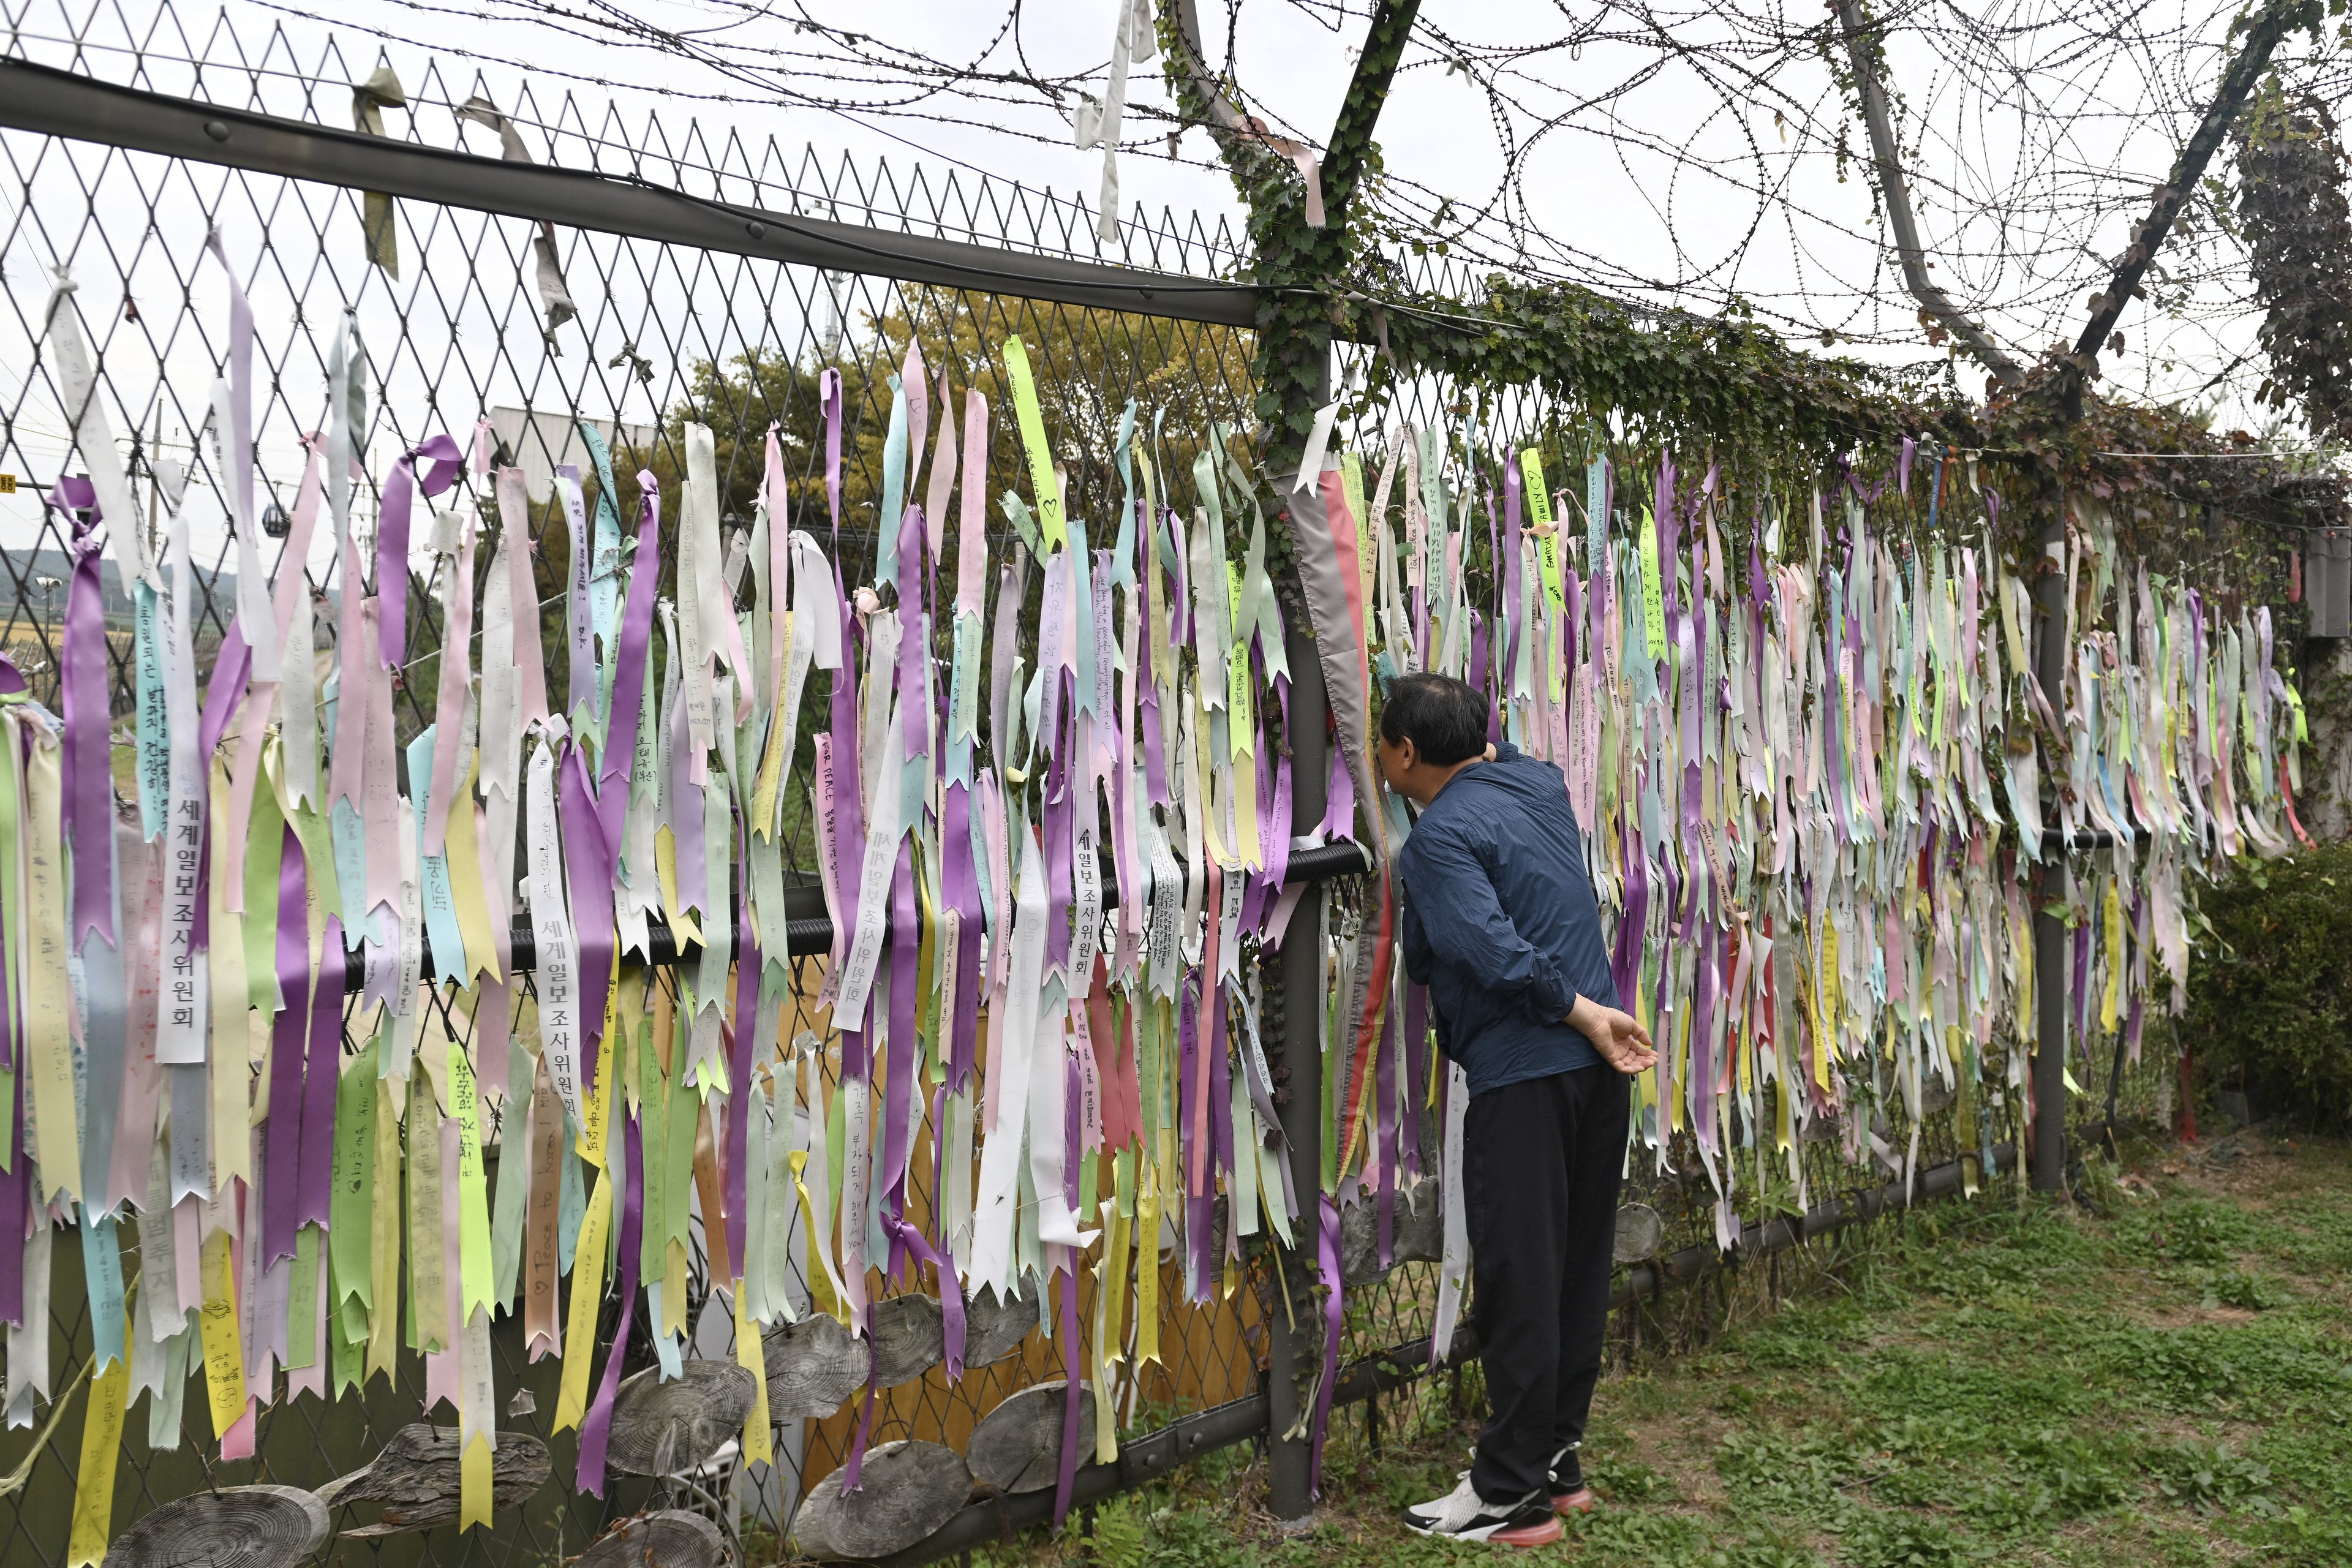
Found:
[0,4,2116,1566]
[0,7,1349,1564]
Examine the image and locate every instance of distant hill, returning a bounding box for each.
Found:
[0,548,239,627]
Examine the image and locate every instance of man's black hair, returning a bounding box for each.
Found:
[1379,672,1491,766]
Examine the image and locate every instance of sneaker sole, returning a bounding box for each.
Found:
[1551,1487,1596,1515]
[1404,1515,1565,1547]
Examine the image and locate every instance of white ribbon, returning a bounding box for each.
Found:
[43,265,153,590]
[969,835,1049,1296]
[526,729,585,1134]
[156,505,207,1065]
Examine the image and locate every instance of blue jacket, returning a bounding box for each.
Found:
[1398,742,1618,1095]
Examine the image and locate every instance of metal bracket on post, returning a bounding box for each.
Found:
[2031,492,2069,1193]
[1267,609,1331,1531]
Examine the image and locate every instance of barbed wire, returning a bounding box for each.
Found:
[242,0,2352,424]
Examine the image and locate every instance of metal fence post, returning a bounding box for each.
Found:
[2032,492,2069,1193]
[1267,613,1330,1527]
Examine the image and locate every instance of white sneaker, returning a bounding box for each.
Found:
[1400,1472,1564,1546]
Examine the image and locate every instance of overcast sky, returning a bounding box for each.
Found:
[0,0,2325,568]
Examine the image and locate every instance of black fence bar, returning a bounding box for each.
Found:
[0,58,1263,328]
[345,839,1379,986]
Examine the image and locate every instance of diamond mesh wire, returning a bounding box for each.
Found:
[0,7,2043,1566]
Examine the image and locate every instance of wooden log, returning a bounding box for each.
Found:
[606,1360,758,1477]
[102,1483,328,1568]
[311,1423,552,1536]
[1613,1203,1664,1264]
[575,1509,729,1568]
[964,1381,1095,1494]
[763,1311,871,1420]
[1340,1175,1442,1285]
[793,1439,972,1561]
[959,1281,1038,1368]
[869,1294,944,1388]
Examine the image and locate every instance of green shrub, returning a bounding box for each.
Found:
[2183,841,2352,1129]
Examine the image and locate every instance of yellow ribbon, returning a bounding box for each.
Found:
[731,1280,775,1466]
[552,1173,613,1433]
[66,1292,132,1568]
[23,729,77,1205]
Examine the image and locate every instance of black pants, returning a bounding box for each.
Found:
[1465,1064,1629,1504]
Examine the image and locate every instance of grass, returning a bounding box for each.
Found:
[952,1131,2352,1568]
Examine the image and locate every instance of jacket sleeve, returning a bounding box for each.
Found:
[1397,821,1576,1025]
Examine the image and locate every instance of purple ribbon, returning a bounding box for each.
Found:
[1374,1008,1398,1269]
[1309,1194,1343,1498]
[375,434,464,668]
[262,824,307,1266]
[887,1208,967,1378]
[724,842,760,1279]
[299,914,345,1235]
[1501,454,1524,682]
[577,1112,644,1497]
[560,745,616,1096]
[0,1072,26,1325]
[941,782,984,1090]
[1400,983,1427,1178]
[880,840,919,1277]
[1656,456,1680,628]
[52,477,115,951]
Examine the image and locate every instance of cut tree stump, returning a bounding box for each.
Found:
[959,1282,1038,1368]
[312,1424,551,1536]
[1340,1177,1442,1284]
[965,1381,1094,1493]
[102,1483,328,1568]
[1613,1203,1665,1264]
[763,1311,871,1419]
[794,1439,972,1561]
[575,1509,728,1568]
[606,1360,758,1477]
[869,1294,946,1387]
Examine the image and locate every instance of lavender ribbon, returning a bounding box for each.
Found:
[52,477,115,950]
[375,434,464,668]
[596,478,662,857]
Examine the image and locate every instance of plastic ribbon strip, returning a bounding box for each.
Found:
[2,263,2297,1559]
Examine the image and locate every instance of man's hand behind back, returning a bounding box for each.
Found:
[1566,994,1658,1076]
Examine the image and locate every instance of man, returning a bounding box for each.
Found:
[1379,672,1656,1548]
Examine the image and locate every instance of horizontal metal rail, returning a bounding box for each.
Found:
[0,59,1262,328]
[345,840,1377,985]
